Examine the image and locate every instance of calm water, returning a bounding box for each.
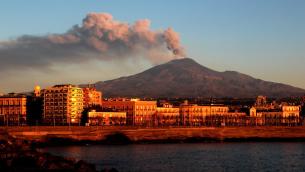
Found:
[41,143,305,172]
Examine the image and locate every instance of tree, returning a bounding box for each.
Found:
[80,108,90,126]
[26,96,43,126]
[301,105,305,117]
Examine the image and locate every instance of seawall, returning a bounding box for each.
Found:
[3,126,305,144]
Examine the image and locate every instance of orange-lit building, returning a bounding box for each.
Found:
[82,87,102,108]
[250,105,300,126]
[0,93,27,126]
[156,103,180,126]
[179,101,230,126]
[102,98,157,126]
[42,84,83,125]
[88,111,126,126]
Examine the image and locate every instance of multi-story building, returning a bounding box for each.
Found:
[179,101,229,126]
[102,98,157,126]
[82,87,102,108]
[88,111,126,126]
[156,103,180,126]
[0,93,27,126]
[42,84,83,125]
[250,105,300,126]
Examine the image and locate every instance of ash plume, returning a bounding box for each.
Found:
[0,13,185,72]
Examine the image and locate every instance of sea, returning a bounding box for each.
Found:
[41,142,305,172]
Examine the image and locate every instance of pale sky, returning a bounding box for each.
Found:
[0,0,304,93]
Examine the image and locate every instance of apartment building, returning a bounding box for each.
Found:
[0,93,27,125]
[102,98,157,126]
[43,84,83,125]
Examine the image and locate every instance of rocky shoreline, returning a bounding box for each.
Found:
[0,130,118,172]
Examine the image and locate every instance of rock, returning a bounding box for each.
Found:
[104,132,131,145]
[75,160,97,172]
[101,168,119,172]
[0,129,99,172]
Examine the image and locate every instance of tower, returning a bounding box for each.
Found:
[34,85,41,97]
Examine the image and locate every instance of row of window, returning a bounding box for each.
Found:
[0,110,25,115]
[157,109,180,113]
[181,109,228,113]
[0,101,25,105]
[283,107,300,111]
[45,102,82,105]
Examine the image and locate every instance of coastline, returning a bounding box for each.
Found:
[2,126,305,171]
[3,126,305,146]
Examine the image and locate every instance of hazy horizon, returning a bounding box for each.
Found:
[0,0,304,93]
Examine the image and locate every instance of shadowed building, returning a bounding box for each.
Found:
[102,98,157,126]
[0,93,27,126]
[26,86,43,126]
[42,84,83,125]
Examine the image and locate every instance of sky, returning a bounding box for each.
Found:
[0,0,304,93]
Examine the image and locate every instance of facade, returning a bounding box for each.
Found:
[156,103,180,126]
[250,105,300,126]
[88,111,126,126]
[0,93,27,126]
[205,112,247,126]
[179,101,229,126]
[282,105,300,117]
[43,84,83,125]
[82,87,102,108]
[102,99,157,126]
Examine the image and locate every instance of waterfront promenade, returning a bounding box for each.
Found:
[2,126,305,143]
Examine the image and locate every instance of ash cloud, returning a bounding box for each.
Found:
[0,13,185,72]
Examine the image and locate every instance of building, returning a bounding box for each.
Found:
[0,93,27,126]
[42,84,83,125]
[26,86,44,126]
[88,111,126,126]
[250,105,300,126]
[282,105,300,118]
[255,95,267,107]
[82,86,102,108]
[102,98,157,126]
[179,101,230,126]
[156,103,180,126]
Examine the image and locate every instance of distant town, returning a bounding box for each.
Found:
[0,84,305,127]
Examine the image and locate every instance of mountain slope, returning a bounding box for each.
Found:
[94,58,305,98]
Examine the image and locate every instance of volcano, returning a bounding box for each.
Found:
[93,58,305,98]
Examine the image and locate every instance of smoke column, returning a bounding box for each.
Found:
[0,12,185,72]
